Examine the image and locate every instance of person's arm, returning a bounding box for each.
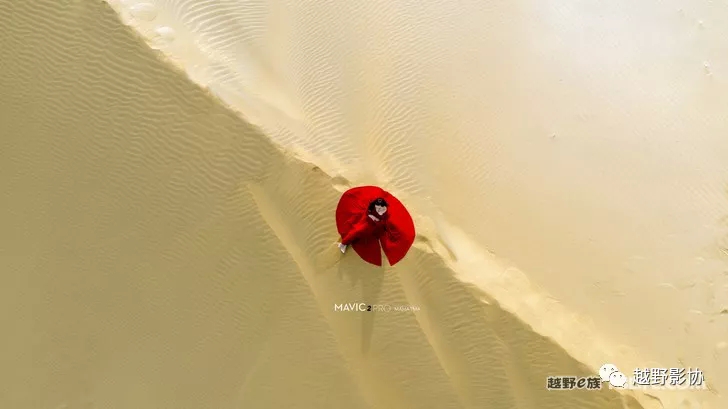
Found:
[341,215,371,245]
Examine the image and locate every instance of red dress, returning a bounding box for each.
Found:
[335,186,415,266]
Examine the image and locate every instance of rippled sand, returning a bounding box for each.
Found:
[1,0,727,408]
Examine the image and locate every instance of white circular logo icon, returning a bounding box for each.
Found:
[609,371,628,388]
[599,363,618,382]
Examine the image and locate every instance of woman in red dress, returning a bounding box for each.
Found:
[335,186,415,266]
[338,197,390,253]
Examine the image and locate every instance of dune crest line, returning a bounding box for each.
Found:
[2,0,722,407]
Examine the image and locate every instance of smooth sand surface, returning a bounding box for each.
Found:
[1,0,727,408]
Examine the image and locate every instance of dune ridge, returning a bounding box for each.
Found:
[109,0,728,407]
[1,0,725,408]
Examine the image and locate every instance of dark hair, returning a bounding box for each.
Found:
[368,197,388,212]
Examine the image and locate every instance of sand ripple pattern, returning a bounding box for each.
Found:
[2,0,727,408]
[0,0,626,408]
[118,0,728,405]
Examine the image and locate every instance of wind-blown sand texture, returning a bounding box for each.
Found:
[1,0,727,408]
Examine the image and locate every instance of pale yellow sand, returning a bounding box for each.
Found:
[1,0,727,408]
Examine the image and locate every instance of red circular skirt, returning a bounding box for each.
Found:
[335,186,415,266]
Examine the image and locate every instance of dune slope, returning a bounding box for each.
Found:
[1,0,726,409]
[107,4,728,400]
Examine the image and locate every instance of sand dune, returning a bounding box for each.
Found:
[1,0,727,408]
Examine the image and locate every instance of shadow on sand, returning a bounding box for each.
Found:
[337,251,386,356]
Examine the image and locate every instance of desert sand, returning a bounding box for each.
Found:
[1,0,727,408]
